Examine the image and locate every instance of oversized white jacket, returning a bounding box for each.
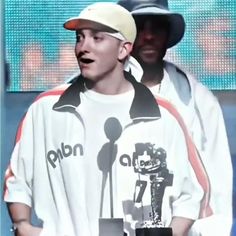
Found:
[4,73,204,236]
[150,61,233,236]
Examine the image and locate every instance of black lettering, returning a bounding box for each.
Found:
[61,142,72,157]
[134,180,147,203]
[73,143,84,156]
[47,143,84,168]
[47,150,59,168]
[57,149,63,160]
[120,154,131,166]
[139,160,145,167]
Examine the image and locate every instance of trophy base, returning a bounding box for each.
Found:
[135,227,172,236]
[99,218,124,236]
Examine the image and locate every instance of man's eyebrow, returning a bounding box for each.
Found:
[75,29,85,34]
[76,29,102,34]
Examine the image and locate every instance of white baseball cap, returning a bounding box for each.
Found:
[64,2,137,43]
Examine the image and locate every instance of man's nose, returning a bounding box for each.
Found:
[138,20,155,42]
[76,38,91,53]
[142,26,155,41]
[143,33,155,42]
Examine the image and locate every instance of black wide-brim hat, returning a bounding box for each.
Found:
[118,0,186,48]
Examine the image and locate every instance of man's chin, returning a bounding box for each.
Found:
[132,50,166,66]
[81,71,94,80]
[133,54,158,65]
[139,58,158,67]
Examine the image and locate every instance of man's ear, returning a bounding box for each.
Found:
[118,42,133,61]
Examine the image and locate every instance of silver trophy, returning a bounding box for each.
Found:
[133,143,173,236]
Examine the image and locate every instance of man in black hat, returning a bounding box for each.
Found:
[118,0,233,235]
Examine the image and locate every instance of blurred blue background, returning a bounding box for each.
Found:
[4,0,236,91]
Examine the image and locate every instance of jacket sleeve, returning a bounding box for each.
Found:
[190,82,233,235]
[3,105,35,207]
[169,136,204,221]
[159,104,204,224]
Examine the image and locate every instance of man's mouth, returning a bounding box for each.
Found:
[79,58,94,64]
[140,46,157,54]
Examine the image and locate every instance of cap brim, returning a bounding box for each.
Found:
[64,17,82,30]
[132,7,185,48]
[64,18,117,32]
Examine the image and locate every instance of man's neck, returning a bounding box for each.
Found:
[141,61,164,87]
[84,72,133,95]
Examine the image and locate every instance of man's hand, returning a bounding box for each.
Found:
[14,221,42,236]
[170,216,194,236]
[8,203,42,236]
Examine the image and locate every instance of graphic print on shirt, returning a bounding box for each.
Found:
[132,143,173,226]
[47,142,84,168]
[94,117,174,228]
[97,117,123,218]
[45,115,174,230]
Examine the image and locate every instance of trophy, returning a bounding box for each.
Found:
[133,143,173,236]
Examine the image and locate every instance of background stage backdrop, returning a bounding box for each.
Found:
[1,0,236,235]
[4,0,236,91]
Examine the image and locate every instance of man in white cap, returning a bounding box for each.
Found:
[118,0,233,235]
[4,2,203,236]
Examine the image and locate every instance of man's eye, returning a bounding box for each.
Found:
[76,34,82,43]
[93,35,103,41]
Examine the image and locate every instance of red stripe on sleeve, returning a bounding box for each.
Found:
[4,87,67,198]
[15,88,66,144]
[157,96,213,218]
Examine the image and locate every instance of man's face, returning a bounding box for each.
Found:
[75,28,122,81]
[132,16,169,65]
